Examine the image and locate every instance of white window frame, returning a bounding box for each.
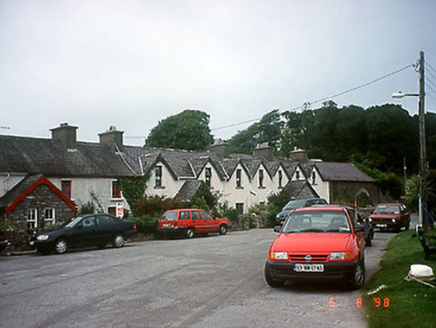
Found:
[44,208,56,226]
[27,208,38,229]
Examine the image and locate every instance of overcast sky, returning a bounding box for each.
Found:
[1,0,436,146]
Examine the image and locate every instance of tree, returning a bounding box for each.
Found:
[228,110,283,154]
[145,110,213,151]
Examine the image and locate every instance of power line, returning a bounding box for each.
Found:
[212,64,413,131]
[426,62,436,74]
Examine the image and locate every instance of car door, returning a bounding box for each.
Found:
[191,210,206,233]
[346,208,365,250]
[96,215,116,244]
[71,216,97,247]
[200,210,219,232]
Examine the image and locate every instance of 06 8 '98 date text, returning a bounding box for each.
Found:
[329,297,390,308]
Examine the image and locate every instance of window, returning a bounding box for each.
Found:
[278,170,283,188]
[192,211,201,220]
[236,203,244,214]
[205,167,212,187]
[44,208,55,226]
[112,180,121,198]
[97,215,115,225]
[295,170,300,180]
[27,209,37,229]
[236,169,242,188]
[155,166,162,188]
[200,211,214,220]
[312,171,317,185]
[62,180,72,198]
[180,211,190,220]
[81,216,96,227]
[258,169,264,188]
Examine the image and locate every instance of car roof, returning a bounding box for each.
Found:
[294,205,346,212]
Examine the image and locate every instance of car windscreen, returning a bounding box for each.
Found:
[282,210,351,233]
[160,212,178,221]
[65,216,84,228]
[374,205,400,214]
[283,199,307,211]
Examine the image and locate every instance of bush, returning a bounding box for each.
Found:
[130,216,158,235]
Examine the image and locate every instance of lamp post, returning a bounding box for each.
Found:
[392,51,427,228]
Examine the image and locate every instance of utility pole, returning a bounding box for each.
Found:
[418,51,428,230]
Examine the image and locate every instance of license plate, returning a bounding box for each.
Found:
[376,224,387,228]
[163,223,171,228]
[294,263,324,272]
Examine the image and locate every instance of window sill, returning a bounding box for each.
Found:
[154,186,166,189]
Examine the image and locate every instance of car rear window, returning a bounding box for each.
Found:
[374,205,400,214]
[161,212,178,221]
[282,210,350,233]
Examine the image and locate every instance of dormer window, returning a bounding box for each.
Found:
[278,170,283,188]
[259,169,264,188]
[205,167,212,187]
[296,170,300,180]
[236,169,242,188]
[312,171,317,185]
[155,166,162,188]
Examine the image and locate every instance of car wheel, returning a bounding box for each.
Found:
[264,262,284,288]
[349,260,365,290]
[186,228,194,239]
[219,224,228,235]
[112,234,125,248]
[54,238,68,254]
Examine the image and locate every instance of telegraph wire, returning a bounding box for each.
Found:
[212,64,413,131]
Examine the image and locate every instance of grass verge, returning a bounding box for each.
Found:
[362,230,436,327]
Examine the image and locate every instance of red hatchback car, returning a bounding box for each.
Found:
[157,209,231,238]
[265,205,366,289]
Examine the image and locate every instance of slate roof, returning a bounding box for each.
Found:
[0,135,140,177]
[0,134,372,189]
[282,180,319,199]
[175,180,203,201]
[0,175,42,209]
[315,162,373,182]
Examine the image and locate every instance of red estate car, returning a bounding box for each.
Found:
[265,205,366,289]
[369,203,410,231]
[157,209,231,238]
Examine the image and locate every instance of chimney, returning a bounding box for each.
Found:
[99,126,124,152]
[289,148,309,163]
[253,142,274,161]
[50,123,78,150]
[210,139,231,158]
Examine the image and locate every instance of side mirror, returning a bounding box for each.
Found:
[355,224,365,233]
[274,225,282,233]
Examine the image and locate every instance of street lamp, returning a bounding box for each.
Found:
[392,92,419,98]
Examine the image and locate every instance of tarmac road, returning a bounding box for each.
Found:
[0,228,396,328]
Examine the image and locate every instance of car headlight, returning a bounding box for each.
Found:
[36,235,50,241]
[330,252,354,260]
[368,218,372,222]
[330,252,345,260]
[391,219,396,223]
[273,252,288,260]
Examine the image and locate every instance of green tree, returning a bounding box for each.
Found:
[228,110,283,154]
[145,110,213,151]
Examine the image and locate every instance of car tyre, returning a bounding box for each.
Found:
[219,224,228,235]
[112,234,125,248]
[264,262,284,288]
[348,260,365,290]
[186,228,194,239]
[54,238,68,254]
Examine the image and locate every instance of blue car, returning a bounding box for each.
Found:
[275,198,328,224]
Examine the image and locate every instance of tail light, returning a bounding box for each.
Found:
[133,224,137,230]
